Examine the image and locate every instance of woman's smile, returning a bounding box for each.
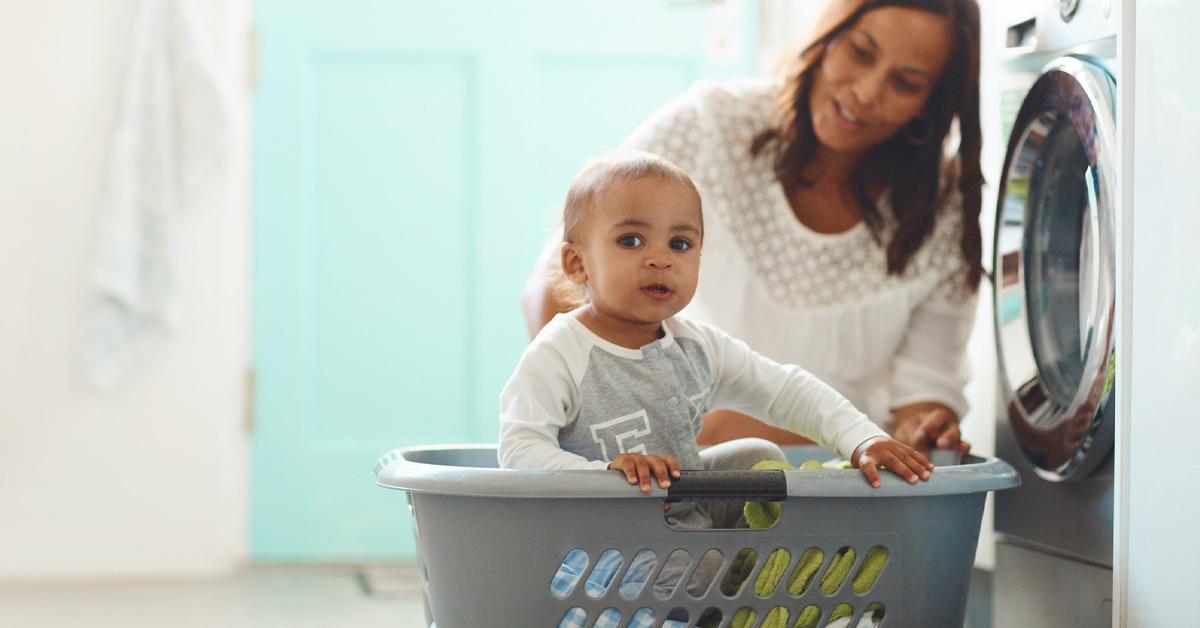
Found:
[832,97,868,130]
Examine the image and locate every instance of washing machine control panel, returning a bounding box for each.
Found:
[1034,0,1116,52]
[1057,0,1080,22]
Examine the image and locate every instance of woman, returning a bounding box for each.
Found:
[524,0,982,454]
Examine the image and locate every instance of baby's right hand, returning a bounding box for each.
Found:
[608,453,681,493]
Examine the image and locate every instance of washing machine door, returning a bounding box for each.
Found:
[993,56,1117,482]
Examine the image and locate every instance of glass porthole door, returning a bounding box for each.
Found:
[993,57,1117,481]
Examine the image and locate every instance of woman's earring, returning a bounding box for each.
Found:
[903,115,933,146]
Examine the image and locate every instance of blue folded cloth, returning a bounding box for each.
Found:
[557,605,657,628]
[553,549,658,628]
[550,549,589,599]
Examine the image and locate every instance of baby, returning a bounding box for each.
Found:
[498,151,931,508]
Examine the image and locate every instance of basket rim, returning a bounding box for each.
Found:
[374,444,1020,499]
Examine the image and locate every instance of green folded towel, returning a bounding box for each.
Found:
[742,459,795,529]
[853,546,890,594]
[730,606,756,627]
[727,459,890,628]
[793,605,823,628]
[742,458,846,531]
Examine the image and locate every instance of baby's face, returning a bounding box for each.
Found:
[572,176,702,326]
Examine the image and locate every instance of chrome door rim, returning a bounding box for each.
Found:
[993,56,1117,482]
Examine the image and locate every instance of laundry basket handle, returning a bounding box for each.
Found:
[666,469,787,502]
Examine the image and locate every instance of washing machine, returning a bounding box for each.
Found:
[990,1,1118,626]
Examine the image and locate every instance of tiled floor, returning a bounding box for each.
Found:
[0,565,993,627]
[0,566,428,628]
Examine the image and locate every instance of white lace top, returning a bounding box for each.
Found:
[613,78,979,426]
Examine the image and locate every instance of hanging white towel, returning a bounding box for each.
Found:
[89,0,232,388]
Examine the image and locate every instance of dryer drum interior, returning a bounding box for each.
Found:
[993,56,1118,482]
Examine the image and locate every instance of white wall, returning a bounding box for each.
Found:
[1117,0,1200,623]
[0,0,251,580]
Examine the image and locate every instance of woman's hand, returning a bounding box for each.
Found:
[608,453,681,493]
[891,403,972,455]
[852,437,933,488]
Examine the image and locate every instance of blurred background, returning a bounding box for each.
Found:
[0,0,1006,625]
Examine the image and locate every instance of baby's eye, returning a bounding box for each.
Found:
[617,234,643,248]
[669,238,693,251]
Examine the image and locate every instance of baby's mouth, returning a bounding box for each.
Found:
[641,283,674,301]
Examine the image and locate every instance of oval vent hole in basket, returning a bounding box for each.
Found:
[685,549,725,598]
[583,549,624,599]
[754,548,790,598]
[793,604,823,628]
[653,549,692,600]
[549,549,589,599]
[695,606,724,628]
[824,603,854,627]
[856,602,885,627]
[819,547,858,596]
[851,546,890,594]
[762,606,789,626]
[663,607,690,627]
[786,547,826,596]
[629,608,656,626]
[595,607,621,626]
[555,607,586,628]
[730,606,757,627]
[618,549,657,600]
[720,547,761,597]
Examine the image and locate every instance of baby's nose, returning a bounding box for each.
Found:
[645,256,672,269]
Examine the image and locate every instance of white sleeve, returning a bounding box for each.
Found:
[888,276,978,419]
[697,323,888,460]
[497,342,609,471]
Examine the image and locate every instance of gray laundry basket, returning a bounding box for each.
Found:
[374,445,1018,628]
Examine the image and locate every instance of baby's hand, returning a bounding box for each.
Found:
[608,453,681,493]
[852,437,933,488]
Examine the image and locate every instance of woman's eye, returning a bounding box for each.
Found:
[851,44,872,62]
[894,77,920,93]
[617,234,643,248]
[669,238,692,251]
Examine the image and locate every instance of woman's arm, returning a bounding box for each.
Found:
[697,409,813,446]
[887,217,979,452]
[699,403,970,453]
[521,259,570,339]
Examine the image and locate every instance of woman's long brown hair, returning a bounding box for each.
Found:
[751,0,984,291]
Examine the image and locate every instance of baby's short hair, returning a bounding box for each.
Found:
[561,151,700,243]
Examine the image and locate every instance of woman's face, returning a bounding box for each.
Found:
[808,7,954,155]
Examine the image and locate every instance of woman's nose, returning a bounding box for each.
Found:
[851,67,888,108]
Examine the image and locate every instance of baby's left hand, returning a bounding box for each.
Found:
[851,437,933,488]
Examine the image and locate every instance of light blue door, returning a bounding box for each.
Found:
[252,0,756,560]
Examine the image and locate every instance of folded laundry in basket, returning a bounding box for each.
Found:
[731,604,878,628]
[583,550,623,598]
[724,460,888,628]
[741,458,849,528]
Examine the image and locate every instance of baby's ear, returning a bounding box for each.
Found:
[560,243,588,284]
